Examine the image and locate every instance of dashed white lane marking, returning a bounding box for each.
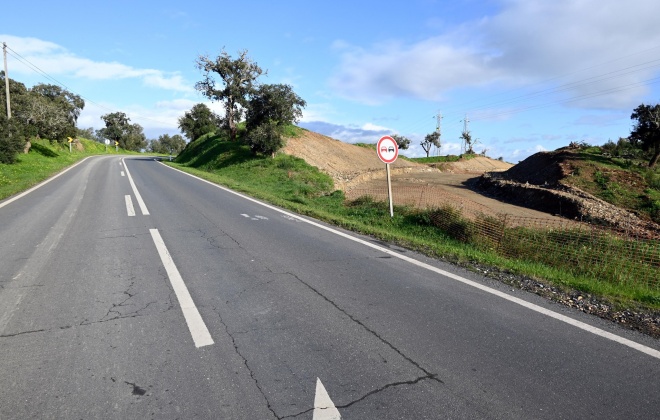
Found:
[314,378,341,420]
[150,229,214,348]
[121,171,125,177]
[122,158,150,216]
[125,195,135,217]
[159,162,660,361]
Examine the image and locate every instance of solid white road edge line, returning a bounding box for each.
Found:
[158,163,660,360]
[314,378,341,420]
[122,158,150,215]
[150,229,214,348]
[0,157,92,210]
[125,195,136,217]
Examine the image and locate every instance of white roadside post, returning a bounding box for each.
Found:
[376,135,398,217]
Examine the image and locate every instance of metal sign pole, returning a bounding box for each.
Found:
[386,163,394,217]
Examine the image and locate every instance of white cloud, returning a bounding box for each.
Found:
[2,35,193,93]
[77,98,225,140]
[329,0,660,109]
[362,122,391,132]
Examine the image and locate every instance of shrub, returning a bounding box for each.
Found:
[428,206,476,243]
[0,116,26,164]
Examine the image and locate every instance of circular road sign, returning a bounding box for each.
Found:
[377,135,399,164]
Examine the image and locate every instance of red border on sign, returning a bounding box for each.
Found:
[377,135,399,164]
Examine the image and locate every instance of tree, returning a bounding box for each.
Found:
[420,131,441,157]
[77,127,103,142]
[630,103,660,168]
[149,134,186,154]
[0,72,34,143]
[178,103,221,141]
[245,84,306,131]
[99,112,130,145]
[460,130,478,154]
[0,113,26,164]
[195,49,265,140]
[244,120,284,157]
[99,112,146,151]
[22,93,76,141]
[391,134,411,150]
[31,83,84,125]
[123,123,148,152]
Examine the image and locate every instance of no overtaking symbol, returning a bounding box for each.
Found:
[377,135,398,164]
[376,135,398,217]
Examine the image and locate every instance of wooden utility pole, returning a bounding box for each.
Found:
[3,42,10,118]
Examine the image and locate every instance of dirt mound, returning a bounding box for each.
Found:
[283,130,564,222]
[439,156,512,173]
[500,150,569,186]
[283,130,513,189]
[476,150,660,239]
[283,130,437,190]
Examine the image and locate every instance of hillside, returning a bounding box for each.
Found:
[282,130,579,222]
[282,130,433,190]
[282,130,511,188]
[281,130,660,237]
[476,148,660,238]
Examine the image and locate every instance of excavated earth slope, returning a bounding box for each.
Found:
[476,150,660,239]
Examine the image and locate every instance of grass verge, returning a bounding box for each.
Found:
[171,133,660,312]
[0,138,143,201]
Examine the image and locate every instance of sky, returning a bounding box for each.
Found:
[3,0,660,163]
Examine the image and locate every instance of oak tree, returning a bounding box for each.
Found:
[178,103,221,141]
[630,103,660,168]
[195,50,264,140]
[420,131,441,157]
[391,134,411,150]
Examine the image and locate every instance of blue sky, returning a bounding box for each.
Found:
[3,0,660,162]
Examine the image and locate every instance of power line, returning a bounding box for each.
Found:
[3,44,179,129]
[395,45,660,140]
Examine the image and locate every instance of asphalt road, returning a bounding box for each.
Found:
[1,156,658,419]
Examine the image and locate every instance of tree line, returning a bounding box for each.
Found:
[0,72,84,163]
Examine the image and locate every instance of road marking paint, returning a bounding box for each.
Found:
[121,171,125,177]
[125,195,135,217]
[0,157,92,210]
[314,378,341,420]
[241,214,268,220]
[150,229,214,348]
[159,163,660,360]
[122,158,150,215]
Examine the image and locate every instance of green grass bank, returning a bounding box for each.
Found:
[171,131,660,313]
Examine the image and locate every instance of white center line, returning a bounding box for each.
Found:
[121,159,149,216]
[125,195,135,217]
[150,229,214,348]
[122,158,150,215]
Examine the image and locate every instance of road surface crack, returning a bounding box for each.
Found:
[213,308,279,419]
[0,328,46,338]
[287,272,443,383]
[202,230,242,250]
